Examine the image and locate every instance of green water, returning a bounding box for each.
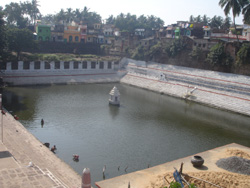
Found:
[2,83,250,184]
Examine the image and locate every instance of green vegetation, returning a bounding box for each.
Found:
[165,38,187,58]
[219,0,248,42]
[236,43,250,65]
[7,28,36,60]
[10,53,120,62]
[131,45,146,60]
[206,43,233,67]
[0,11,7,61]
[162,181,196,188]
[189,14,232,30]
[106,13,164,33]
[189,47,203,61]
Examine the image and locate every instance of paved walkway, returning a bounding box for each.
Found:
[0,113,81,188]
[95,143,250,188]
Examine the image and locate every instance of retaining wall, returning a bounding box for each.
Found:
[1,60,124,85]
[120,58,250,116]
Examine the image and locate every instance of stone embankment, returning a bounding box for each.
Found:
[0,112,81,188]
[120,58,250,117]
[1,60,124,86]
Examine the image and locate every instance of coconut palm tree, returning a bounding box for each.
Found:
[242,2,250,24]
[219,0,246,42]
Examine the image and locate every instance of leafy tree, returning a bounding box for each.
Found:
[190,47,203,61]
[219,0,246,42]
[42,14,55,24]
[4,2,28,28]
[194,15,202,23]
[113,13,163,33]
[145,42,162,61]
[7,27,36,60]
[22,0,41,25]
[202,15,210,25]
[242,2,250,24]
[0,11,8,61]
[236,43,250,65]
[209,15,224,29]
[131,45,146,60]
[65,8,74,23]
[106,15,116,24]
[222,16,232,30]
[189,15,194,22]
[165,37,187,57]
[206,43,233,67]
[54,9,66,24]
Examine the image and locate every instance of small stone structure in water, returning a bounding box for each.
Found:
[109,86,120,106]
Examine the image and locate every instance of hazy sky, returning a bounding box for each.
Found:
[0,0,244,25]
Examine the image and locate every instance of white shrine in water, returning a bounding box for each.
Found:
[109,86,120,106]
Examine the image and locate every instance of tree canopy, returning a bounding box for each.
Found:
[106,13,164,33]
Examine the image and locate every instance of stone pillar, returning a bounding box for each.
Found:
[81,168,91,188]
[18,61,23,70]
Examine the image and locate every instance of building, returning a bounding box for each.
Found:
[80,25,88,43]
[51,24,64,42]
[36,24,51,41]
[64,24,81,43]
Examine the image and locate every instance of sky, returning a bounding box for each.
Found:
[0,0,244,26]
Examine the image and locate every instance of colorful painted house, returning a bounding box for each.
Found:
[36,24,51,41]
[64,24,81,43]
[51,24,64,42]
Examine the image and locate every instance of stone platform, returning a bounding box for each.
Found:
[0,113,81,188]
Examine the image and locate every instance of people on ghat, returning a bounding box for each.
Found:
[73,154,79,161]
[14,115,19,120]
[51,145,57,153]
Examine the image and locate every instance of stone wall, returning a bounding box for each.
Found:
[1,60,125,86]
[121,58,250,116]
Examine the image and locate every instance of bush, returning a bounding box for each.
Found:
[206,43,233,67]
[43,54,60,62]
[165,37,187,58]
[236,43,250,66]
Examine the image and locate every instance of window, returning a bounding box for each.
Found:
[64,62,70,69]
[75,36,79,42]
[45,62,50,69]
[23,61,30,70]
[203,44,206,48]
[108,62,112,69]
[34,61,40,69]
[55,61,60,69]
[11,62,18,70]
[74,61,79,69]
[82,61,87,69]
[91,62,96,69]
[69,36,73,42]
[99,62,104,69]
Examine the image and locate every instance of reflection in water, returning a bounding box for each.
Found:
[2,83,250,185]
[108,105,119,119]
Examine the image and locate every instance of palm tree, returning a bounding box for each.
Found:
[202,15,210,25]
[189,15,194,22]
[219,0,246,42]
[242,2,250,24]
